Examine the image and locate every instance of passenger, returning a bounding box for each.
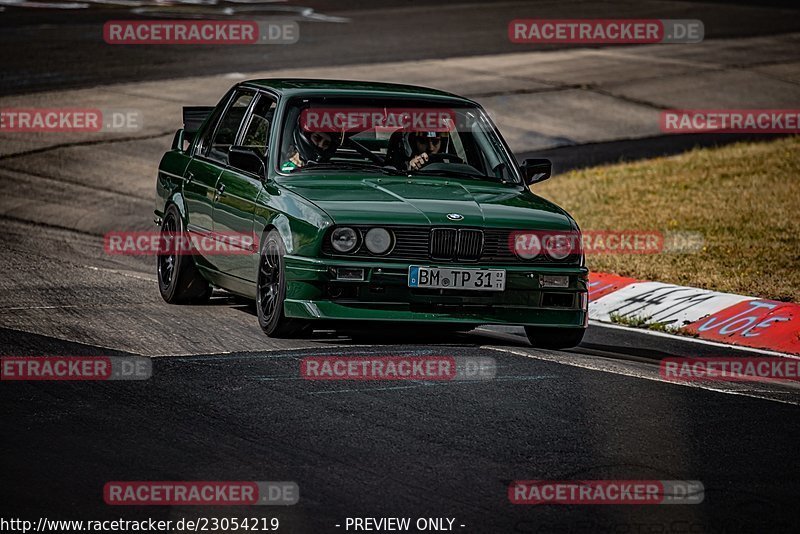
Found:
[281,121,340,172]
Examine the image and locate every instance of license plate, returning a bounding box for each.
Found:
[408,266,506,291]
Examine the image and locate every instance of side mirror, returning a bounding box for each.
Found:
[228,146,267,178]
[171,129,185,152]
[520,158,552,186]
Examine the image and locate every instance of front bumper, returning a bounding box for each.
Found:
[283,256,589,327]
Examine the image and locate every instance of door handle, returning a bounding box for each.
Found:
[214,182,225,202]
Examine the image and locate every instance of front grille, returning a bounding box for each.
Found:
[459,229,483,260]
[391,227,431,258]
[430,228,456,259]
[430,228,483,261]
[321,226,580,264]
[482,229,518,261]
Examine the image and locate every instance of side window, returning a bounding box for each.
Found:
[240,95,276,157]
[207,92,254,164]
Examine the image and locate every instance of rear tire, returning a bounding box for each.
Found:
[256,230,309,338]
[524,326,585,349]
[157,205,212,304]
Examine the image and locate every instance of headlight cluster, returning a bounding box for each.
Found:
[513,232,580,261]
[545,234,574,260]
[330,227,394,255]
[364,228,392,254]
[331,227,359,253]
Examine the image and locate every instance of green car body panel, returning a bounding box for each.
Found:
[155,79,588,329]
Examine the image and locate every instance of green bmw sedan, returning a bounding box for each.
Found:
[154,79,588,348]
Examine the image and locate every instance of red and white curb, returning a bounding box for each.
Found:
[588,273,800,356]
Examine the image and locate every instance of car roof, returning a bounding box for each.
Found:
[238,78,477,105]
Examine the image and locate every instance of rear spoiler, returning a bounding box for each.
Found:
[183,106,214,136]
[173,106,214,151]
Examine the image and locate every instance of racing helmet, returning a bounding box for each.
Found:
[407,130,450,154]
[293,121,340,164]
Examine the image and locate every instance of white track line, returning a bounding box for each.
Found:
[484,346,800,407]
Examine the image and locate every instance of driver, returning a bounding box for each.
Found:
[405,130,450,171]
[281,120,340,172]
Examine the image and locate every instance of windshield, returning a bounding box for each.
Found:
[277,96,520,184]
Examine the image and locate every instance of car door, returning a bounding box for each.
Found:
[212,93,277,282]
[185,89,255,269]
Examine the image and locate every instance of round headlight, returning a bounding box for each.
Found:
[514,232,541,260]
[331,227,358,253]
[544,234,574,260]
[365,228,393,255]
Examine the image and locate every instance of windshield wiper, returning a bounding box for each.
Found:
[301,162,405,175]
[409,168,511,184]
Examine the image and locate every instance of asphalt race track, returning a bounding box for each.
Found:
[2,1,800,532]
[3,0,800,96]
[3,326,800,532]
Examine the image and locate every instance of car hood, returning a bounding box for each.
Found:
[279,175,574,230]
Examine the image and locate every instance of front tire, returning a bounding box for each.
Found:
[524,326,585,349]
[157,205,212,304]
[256,230,309,338]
